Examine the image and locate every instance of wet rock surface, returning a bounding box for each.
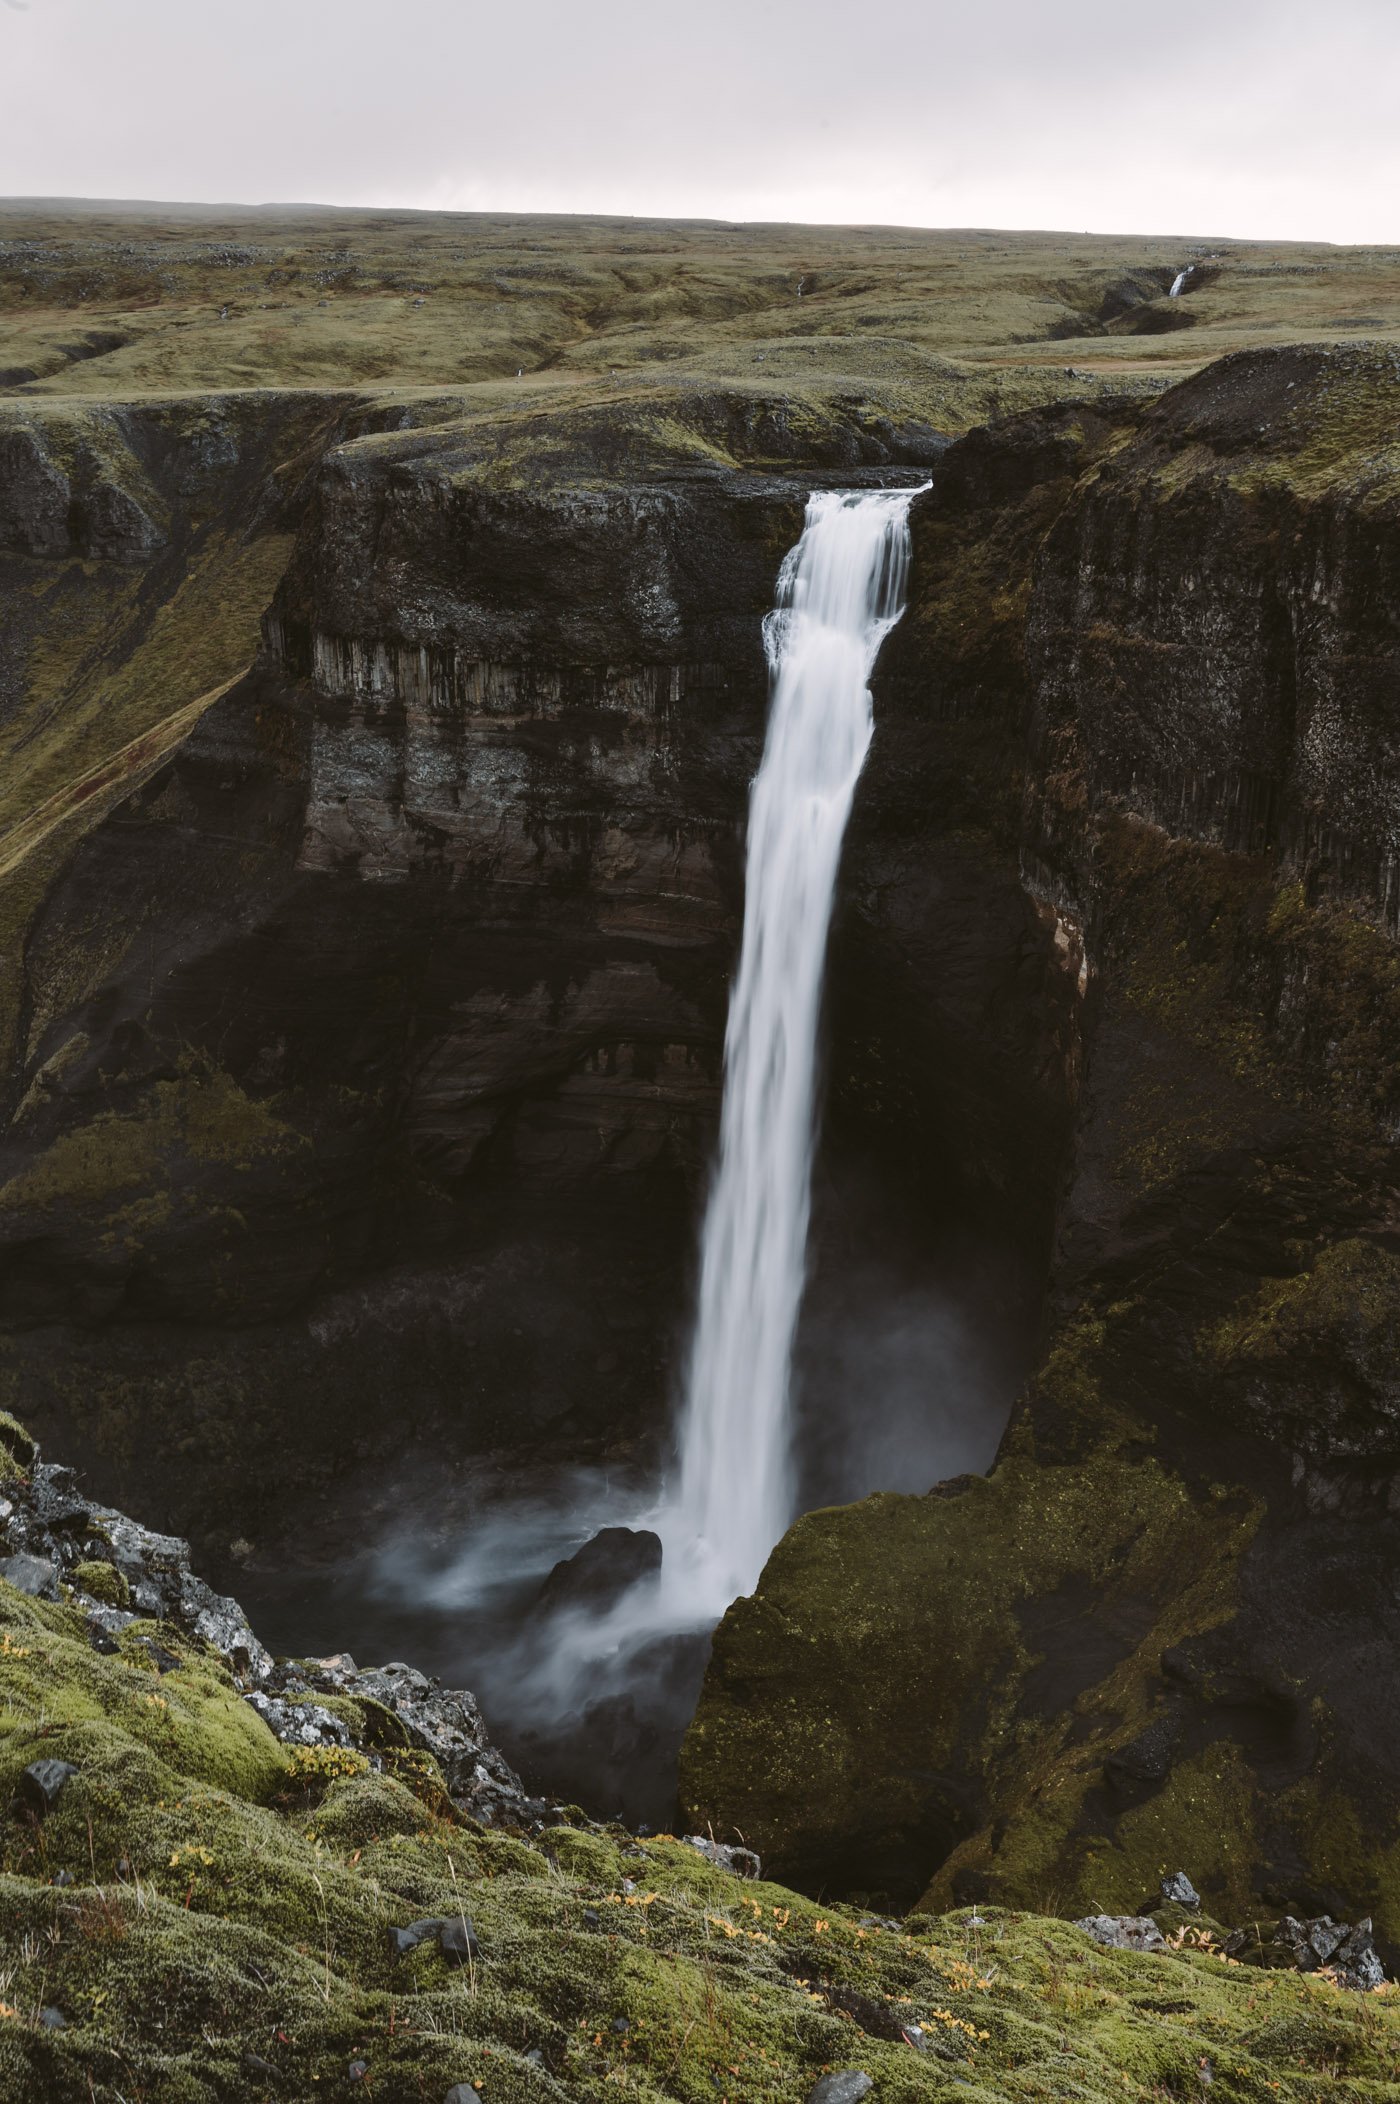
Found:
[538,1525,663,1612]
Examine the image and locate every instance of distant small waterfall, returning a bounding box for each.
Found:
[663,486,921,1610]
[1169,268,1191,298]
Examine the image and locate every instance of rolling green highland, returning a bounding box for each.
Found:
[3,203,1400,2097]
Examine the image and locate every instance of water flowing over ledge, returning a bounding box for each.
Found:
[660,484,924,1619]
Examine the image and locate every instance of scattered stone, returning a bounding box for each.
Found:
[38,2008,66,2030]
[538,1526,662,1612]
[387,1914,481,1964]
[21,1759,78,1812]
[304,1658,527,1820]
[49,1870,75,1887]
[0,1551,58,1598]
[611,2016,629,2033]
[85,1618,119,1655]
[240,2052,282,2083]
[439,1914,481,1965]
[245,1689,354,1748]
[582,1908,601,1928]
[1076,1915,1167,1953]
[348,2059,369,2081]
[1161,1871,1201,1909]
[683,1835,761,1879]
[1225,1914,1386,1991]
[135,1636,183,1675]
[807,2074,874,2104]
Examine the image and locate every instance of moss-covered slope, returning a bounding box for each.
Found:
[3,1564,1399,2103]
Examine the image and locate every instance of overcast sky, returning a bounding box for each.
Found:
[2,0,1396,244]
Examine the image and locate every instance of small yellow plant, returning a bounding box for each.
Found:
[283,1744,372,1800]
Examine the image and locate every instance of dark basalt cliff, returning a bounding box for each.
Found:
[4,344,1400,1944]
[682,345,1400,1942]
[0,392,1004,1558]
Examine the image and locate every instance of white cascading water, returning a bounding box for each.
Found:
[369,487,926,1807]
[659,485,922,1613]
[1169,268,1190,298]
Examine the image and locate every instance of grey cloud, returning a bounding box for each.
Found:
[1,0,1396,239]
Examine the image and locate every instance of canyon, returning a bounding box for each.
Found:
[2,209,1400,2097]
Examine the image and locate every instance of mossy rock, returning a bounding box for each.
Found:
[70,1559,129,1609]
[0,1410,36,1480]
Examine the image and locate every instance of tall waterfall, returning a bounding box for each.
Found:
[665,486,921,1611]
[1169,268,1190,298]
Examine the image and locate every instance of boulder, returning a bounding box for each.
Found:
[21,1760,78,1812]
[306,1658,529,1821]
[0,1552,58,1599]
[538,1527,663,1613]
[807,2075,874,2104]
[1160,1872,1201,1909]
[684,1834,761,1879]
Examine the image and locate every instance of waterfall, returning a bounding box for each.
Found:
[663,486,921,1611]
[1169,268,1190,298]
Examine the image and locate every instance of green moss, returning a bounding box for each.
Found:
[1090,1744,1263,1922]
[682,1442,1258,1923]
[0,1588,289,1827]
[0,1056,311,1220]
[1203,1238,1400,1369]
[70,1560,130,1609]
[0,1410,36,1481]
[280,1743,372,1802]
[0,1562,1395,2099]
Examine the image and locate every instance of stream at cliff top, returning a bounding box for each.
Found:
[240,484,1037,1824]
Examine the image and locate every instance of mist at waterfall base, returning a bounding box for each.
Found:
[255,488,1036,1823]
[362,1232,1028,1825]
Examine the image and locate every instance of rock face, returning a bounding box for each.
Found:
[0,390,1053,1563]
[0,418,801,1539]
[681,347,1400,1944]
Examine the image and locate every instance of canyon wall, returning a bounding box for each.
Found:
[683,346,1400,1943]
[1,390,1024,1559]
[5,343,1399,1941]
